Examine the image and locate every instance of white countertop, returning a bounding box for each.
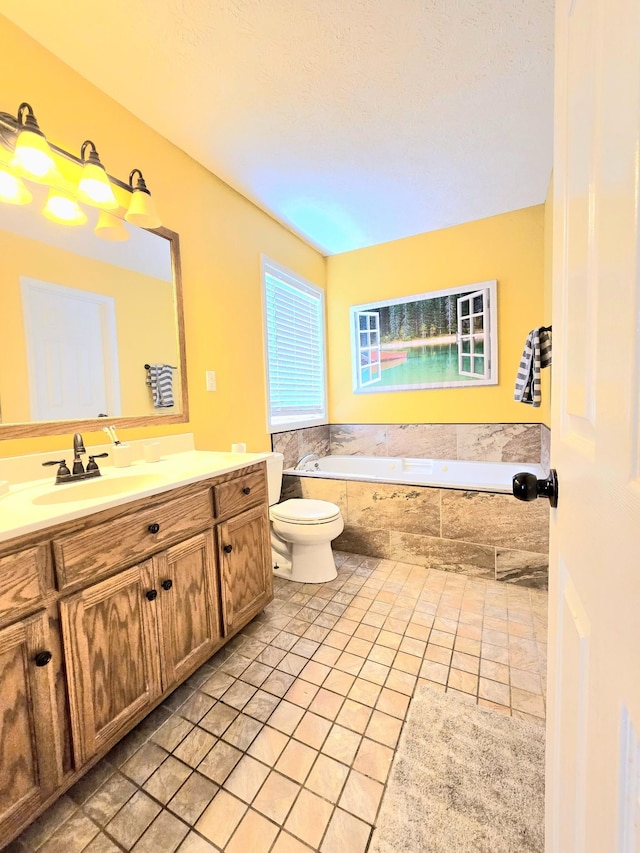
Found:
[0,450,270,543]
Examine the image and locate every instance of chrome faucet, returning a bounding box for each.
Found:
[72,433,86,475]
[294,453,320,471]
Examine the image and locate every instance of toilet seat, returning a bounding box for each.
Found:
[270,498,341,525]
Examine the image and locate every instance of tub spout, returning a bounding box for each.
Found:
[294,453,320,471]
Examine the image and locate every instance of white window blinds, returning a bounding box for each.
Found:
[262,258,327,432]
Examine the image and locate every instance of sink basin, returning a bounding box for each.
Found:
[32,473,166,506]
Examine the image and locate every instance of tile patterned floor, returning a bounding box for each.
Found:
[8,552,548,853]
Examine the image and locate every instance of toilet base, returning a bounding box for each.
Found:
[272,543,337,584]
[287,541,338,583]
[271,549,292,578]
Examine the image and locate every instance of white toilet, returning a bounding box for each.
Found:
[266,452,343,583]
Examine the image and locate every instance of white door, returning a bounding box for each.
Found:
[21,278,122,421]
[547,0,640,849]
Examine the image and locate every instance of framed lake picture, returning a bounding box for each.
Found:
[351,280,498,393]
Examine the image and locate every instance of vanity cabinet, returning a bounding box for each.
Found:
[0,460,272,845]
[218,505,272,635]
[59,560,163,765]
[155,531,220,685]
[0,611,62,843]
[52,490,213,592]
[60,529,220,765]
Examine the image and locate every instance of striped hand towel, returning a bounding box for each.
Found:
[146,364,175,408]
[514,328,552,407]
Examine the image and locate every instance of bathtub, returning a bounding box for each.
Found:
[285,454,545,495]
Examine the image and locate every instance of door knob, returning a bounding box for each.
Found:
[512,469,558,508]
[146,589,158,601]
[148,523,160,534]
[161,579,173,591]
[223,544,233,553]
[34,650,52,667]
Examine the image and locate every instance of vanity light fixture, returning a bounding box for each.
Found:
[0,103,162,230]
[0,167,32,204]
[43,187,87,226]
[125,169,162,229]
[94,209,129,241]
[10,102,57,180]
[77,140,118,209]
[0,142,31,204]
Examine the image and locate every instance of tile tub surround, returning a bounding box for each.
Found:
[282,476,549,588]
[541,425,551,472]
[272,423,546,467]
[10,552,547,853]
[271,425,330,471]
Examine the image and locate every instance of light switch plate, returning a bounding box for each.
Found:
[206,370,216,392]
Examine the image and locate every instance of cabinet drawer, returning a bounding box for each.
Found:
[53,491,213,590]
[214,470,266,519]
[0,545,48,625]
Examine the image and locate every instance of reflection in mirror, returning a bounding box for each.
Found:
[0,193,185,430]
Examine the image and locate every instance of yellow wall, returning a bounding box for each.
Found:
[327,206,546,424]
[0,14,325,458]
[0,230,177,423]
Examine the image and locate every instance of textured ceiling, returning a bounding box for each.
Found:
[1,0,554,255]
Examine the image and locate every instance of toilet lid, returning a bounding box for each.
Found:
[271,498,341,524]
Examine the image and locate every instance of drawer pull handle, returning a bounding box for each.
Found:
[223,544,233,554]
[34,650,52,667]
[161,579,173,591]
[148,523,160,534]
[146,589,158,601]
[242,486,251,495]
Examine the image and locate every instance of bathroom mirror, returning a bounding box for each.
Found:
[0,197,188,439]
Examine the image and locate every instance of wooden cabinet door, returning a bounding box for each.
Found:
[155,530,221,685]
[59,562,161,765]
[0,611,62,842]
[218,505,272,636]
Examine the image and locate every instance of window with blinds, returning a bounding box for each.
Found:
[262,257,327,432]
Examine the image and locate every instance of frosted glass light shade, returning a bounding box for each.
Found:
[94,210,129,241]
[0,168,32,205]
[125,188,161,229]
[11,129,56,180]
[78,161,118,209]
[43,188,87,225]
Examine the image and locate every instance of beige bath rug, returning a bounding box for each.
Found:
[370,686,545,853]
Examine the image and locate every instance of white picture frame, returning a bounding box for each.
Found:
[350,280,498,393]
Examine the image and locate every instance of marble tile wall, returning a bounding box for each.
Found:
[272,425,330,470]
[540,425,551,471]
[273,423,547,466]
[282,475,549,589]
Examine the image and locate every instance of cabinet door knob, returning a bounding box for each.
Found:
[161,579,173,591]
[242,486,251,495]
[34,650,52,667]
[148,523,160,534]
[146,589,158,601]
[223,544,233,553]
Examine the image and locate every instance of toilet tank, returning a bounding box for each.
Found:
[265,452,284,506]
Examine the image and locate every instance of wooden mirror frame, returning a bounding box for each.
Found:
[0,225,189,440]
